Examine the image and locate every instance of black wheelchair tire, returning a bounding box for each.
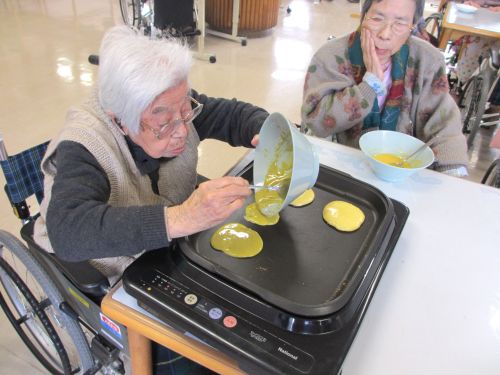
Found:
[481,159,500,188]
[0,256,71,374]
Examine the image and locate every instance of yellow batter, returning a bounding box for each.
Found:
[290,189,315,207]
[210,223,263,258]
[244,203,280,226]
[323,201,365,232]
[255,132,293,217]
[373,153,411,168]
[255,187,284,218]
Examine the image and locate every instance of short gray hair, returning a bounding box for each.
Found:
[98,26,192,135]
[361,0,424,25]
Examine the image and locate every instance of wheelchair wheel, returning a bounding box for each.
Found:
[482,159,500,188]
[0,230,94,374]
[120,0,141,28]
[460,76,483,136]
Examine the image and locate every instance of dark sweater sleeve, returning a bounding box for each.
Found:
[46,141,169,262]
[191,90,269,146]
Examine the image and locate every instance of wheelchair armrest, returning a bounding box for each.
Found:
[20,221,110,297]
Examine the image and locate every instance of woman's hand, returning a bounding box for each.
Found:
[251,134,260,147]
[361,28,384,81]
[165,176,251,238]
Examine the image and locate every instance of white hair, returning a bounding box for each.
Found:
[98,26,192,135]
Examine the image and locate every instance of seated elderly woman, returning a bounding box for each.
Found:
[35,26,268,278]
[301,0,468,177]
[34,26,268,283]
[35,25,269,375]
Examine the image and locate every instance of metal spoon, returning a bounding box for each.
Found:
[248,185,280,191]
[392,138,436,167]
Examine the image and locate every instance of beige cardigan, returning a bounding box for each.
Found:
[34,89,200,283]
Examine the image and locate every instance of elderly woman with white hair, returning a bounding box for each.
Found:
[34,25,268,283]
[301,0,468,176]
[34,25,269,374]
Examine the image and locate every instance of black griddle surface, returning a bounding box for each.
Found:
[179,165,395,317]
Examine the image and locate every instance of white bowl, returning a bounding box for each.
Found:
[456,3,478,13]
[359,130,435,182]
[254,112,319,215]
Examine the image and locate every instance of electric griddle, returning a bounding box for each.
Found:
[123,164,409,374]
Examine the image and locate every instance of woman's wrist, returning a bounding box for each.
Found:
[363,72,387,96]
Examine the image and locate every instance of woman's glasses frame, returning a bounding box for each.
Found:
[364,15,414,35]
[141,96,204,140]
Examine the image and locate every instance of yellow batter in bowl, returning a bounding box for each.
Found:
[255,131,292,217]
[244,203,280,226]
[373,153,412,168]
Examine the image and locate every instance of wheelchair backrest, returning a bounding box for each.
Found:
[0,137,49,220]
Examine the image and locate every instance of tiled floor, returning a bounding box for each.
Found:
[0,0,498,373]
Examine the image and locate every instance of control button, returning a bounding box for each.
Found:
[176,290,186,300]
[208,308,223,320]
[184,294,198,305]
[223,315,237,328]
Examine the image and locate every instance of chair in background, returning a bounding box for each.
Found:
[119,0,216,63]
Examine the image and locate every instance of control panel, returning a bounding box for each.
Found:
[138,271,314,373]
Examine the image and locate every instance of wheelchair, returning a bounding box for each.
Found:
[118,0,215,64]
[458,48,500,149]
[120,0,202,40]
[482,158,500,189]
[0,139,129,374]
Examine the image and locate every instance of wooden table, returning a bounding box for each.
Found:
[101,286,246,375]
[438,2,500,49]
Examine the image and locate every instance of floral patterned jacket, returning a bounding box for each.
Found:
[301,35,468,170]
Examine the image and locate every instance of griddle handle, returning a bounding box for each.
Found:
[320,164,352,180]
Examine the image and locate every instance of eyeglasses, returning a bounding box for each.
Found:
[141,96,203,140]
[364,15,414,35]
